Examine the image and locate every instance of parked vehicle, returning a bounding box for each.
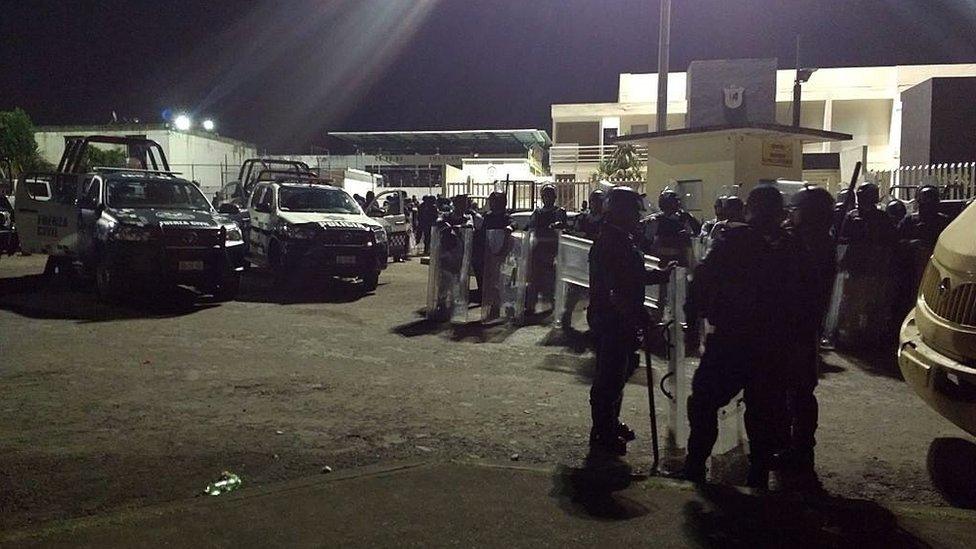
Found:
[215,158,313,208]
[235,176,387,291]
[899,199,976,435]
[0,193,17,257]
[15,135,246,301]
[364,189,411,261]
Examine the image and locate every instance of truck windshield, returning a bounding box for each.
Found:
[106,177,211,210]
[278,186,361,214]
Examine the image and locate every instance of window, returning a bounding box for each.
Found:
[259,186,274,210]
[630,124,649,135]
[278,186,360,214]
[250,185,267,209]
[80,177,100,207]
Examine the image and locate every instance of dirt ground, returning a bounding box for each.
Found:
[0,254,971,531]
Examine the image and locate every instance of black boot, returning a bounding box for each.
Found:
[589,430,628,457]
[616,422,637,442]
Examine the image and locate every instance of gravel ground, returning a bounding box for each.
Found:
[0,254,971,531]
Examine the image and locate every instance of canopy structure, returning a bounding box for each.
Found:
[329,129,552,156]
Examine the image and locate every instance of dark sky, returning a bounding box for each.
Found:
[2,0,975,152]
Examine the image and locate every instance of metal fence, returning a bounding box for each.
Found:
[869,162,976,201]
[441,178,646,212]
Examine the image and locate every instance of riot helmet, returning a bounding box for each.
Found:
[790,186,834,229]
[658,189,681,214]
[855,182,880,209]
[723,196,745,222]
[607,186,643,231]
[588,189,606,215]
[884,199,907,223]
[540,184,557,207]
[746,185,785,230]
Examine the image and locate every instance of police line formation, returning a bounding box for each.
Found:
[423,181,952,490]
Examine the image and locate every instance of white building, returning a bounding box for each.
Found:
[34,124,257,196]
[551,63,976,184]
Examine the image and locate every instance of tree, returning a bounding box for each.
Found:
[594,143,644,181]
[0,109,40,176]
[83,147,126,171]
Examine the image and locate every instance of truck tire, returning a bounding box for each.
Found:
[214,272,241,302]
[362,271,380,292]
[95,256,121,301]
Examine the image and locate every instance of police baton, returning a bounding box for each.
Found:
[643,325,660,473]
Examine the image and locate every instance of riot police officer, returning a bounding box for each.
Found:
[641,189,701,266]
[897,185,950,254]
[587,187,675,456]
[699,197,727,242]
[571,189,606,240]
[683,185,801,487]
[526,184,568,313]
[783,186,837,486]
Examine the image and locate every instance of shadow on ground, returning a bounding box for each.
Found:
[550,458,650,521]
[832,346,903,381]
[928,437,976,509]
[0,274,215,322]
[684,483,928,547]
[236,270,377,305]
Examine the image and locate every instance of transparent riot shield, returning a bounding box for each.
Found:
[654,266,746,471]
[553,233,593,329]
[481,228,513,323]
[526,229,561,314]
[828,243,895,348]
[425,225,473,323]
[494,230,530,325]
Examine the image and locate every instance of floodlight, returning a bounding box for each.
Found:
[174,114,192,131]
[202,119,215,132]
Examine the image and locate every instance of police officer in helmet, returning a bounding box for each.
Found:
[683,185,801,487]
[782,186,836,486]
[587,187,675,456]
[641,189,702,266]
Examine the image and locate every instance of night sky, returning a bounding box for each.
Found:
[1,0,974,152]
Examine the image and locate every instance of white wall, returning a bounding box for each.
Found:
[33,126,256,197]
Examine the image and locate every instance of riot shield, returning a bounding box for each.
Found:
[481,228,515,323]
[827,243,895,349]
[491,230,530,325]
[553,233,592,328]
[425,225,473,323]
[525,229,561,314]
[656,267,746,470]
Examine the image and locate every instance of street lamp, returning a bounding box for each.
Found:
[202,119,215,132]
[174,114,192,131]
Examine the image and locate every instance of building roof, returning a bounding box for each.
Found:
[613,123,852,145]
[35,123,256,149]
[329,129,552,155]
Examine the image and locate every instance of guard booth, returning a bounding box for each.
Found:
[615,123,851,215]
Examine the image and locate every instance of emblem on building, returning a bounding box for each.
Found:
[723,85,745,110]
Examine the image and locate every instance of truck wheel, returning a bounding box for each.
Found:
[362,271,380,292]
[95,257,120,301]
[214,272,241,302]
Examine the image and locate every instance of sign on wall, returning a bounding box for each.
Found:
[762,140,794,168]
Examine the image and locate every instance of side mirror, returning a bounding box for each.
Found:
[218,203,242,215]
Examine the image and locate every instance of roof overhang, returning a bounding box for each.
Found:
[329,129,552,155]
[613,123,853,145]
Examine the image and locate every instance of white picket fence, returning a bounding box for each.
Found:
[869,162,976,201]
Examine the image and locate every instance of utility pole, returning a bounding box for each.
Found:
[656,0,671,133]
[792,35,802,127]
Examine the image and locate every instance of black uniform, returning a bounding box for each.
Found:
[417,199,439,255]
[526,205,568,311]
[640,210,701,266]
[572,211,604,240]
[836,206,896,346]
[588,222,669,442]
[684,221,802,480]
[785,221,836,468]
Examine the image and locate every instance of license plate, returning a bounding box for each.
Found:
[178,260,205,271]
[336,255,357,265]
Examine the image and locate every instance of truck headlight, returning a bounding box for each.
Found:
[371,225,387,243]
[112,225,153,242]
[225,226,244,243]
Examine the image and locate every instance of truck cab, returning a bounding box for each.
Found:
[899,199,976,435]
[15,136,246,301]
[243,176,388,291]
[364,189,412,261]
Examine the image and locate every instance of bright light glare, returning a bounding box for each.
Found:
[202,119,215,131]
[174,114,192,131]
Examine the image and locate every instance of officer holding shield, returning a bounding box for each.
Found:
[587,187,674,456]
